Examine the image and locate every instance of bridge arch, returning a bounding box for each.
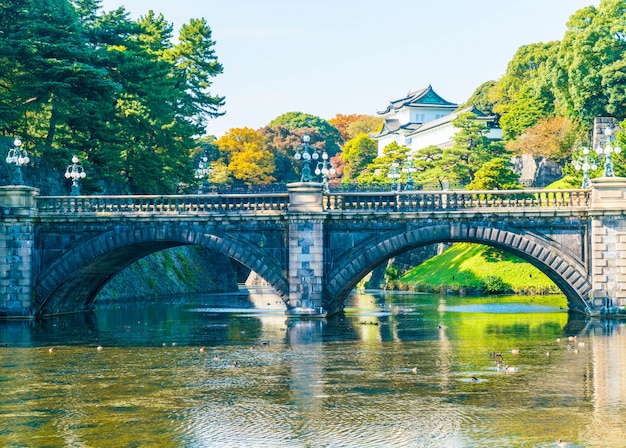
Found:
[324,222,592,314]
[35,225,289,316]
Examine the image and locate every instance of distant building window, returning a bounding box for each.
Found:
[405,138,412,145]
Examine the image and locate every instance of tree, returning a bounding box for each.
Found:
[0,1,225,194]
[491,42,558,139]
[444,112,504,184]
[340,134,378,182]
[259,124,301,183]
[554,0,626,121]
[506,116,583,166]
[216,127,275,186]
[466,158,522,190]
[328,113,359,142]
[411,145,449,189]
[356,141,410,184]
[457,80,498,117]
[328,113,383,141]
[268,112,343,156]
[347,115,383,140]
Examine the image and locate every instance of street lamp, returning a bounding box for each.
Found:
[402,157,417,190]
[595,126,622,177]
[388,161,401,192]
[314,150,335,192]
[294,134,319,182]
[5,138,30,185]
[573,147,597,189]
[65,156,86,196]
[195,155,212,193]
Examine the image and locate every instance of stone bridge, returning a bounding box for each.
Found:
[2,178,626,318]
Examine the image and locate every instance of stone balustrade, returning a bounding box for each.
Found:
[324,189,590,212]
[36,193,290,216]
[35,189,590,217]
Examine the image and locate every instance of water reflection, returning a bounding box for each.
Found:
[1,291,625,446]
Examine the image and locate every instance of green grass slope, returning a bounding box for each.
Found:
[399,243,560,295]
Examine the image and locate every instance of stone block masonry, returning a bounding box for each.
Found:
[0,187,38,317]
[590,177,626,309]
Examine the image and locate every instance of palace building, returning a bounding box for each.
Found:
[370,85,502,157]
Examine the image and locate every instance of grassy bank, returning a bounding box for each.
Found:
[396,243,561,296]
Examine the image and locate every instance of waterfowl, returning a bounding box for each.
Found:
[411,367,418,374]
[199,347,205,353]
[557,439,569,447]
[471,376,479,383]
[511,349,520,355]
[96,345,103,352]
[505,365,519,372]
[48,347,55,353]
[213,355,221,361]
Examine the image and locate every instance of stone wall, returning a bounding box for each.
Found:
[95,246,239,305]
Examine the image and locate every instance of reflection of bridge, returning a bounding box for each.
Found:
[2,177,626,318]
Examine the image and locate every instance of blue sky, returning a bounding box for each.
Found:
[100,0,599,138]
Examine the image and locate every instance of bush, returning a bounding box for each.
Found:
[481,275,511,294]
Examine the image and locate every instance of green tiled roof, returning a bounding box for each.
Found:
[377,85,458,115]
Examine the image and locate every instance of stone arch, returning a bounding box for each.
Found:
[35,225,288,316]
[324,222,591,314]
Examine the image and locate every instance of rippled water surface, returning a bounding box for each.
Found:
[1,291,625,447]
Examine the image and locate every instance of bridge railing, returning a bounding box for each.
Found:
[36,193,290,215]
[323,189,591,212]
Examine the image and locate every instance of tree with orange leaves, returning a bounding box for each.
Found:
[506,116,583,166]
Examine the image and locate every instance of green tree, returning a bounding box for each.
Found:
[466,158,522,190]
[411,145,449,189]
[554,0,626,121]
[491,42,558,139]
[341,134,378,182]
[0,1,224,194]
[457,80,498,117]
[444,112,504,184]
[356,141,410,185]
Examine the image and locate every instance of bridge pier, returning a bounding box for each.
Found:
[0,186,38,318]
[285,183,327,317]
[589,177,626,314]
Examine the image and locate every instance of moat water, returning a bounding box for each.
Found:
[1,290,625,447]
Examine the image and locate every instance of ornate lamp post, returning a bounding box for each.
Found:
[5,138,30,185]
[595,126,622,177]
[195,155,212,193]
[294,134,319,182]
[314,149,335,192]
[573,147,597,189]
[402,157,417,190]
[65,156,86,196]
[388,161,401,192]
